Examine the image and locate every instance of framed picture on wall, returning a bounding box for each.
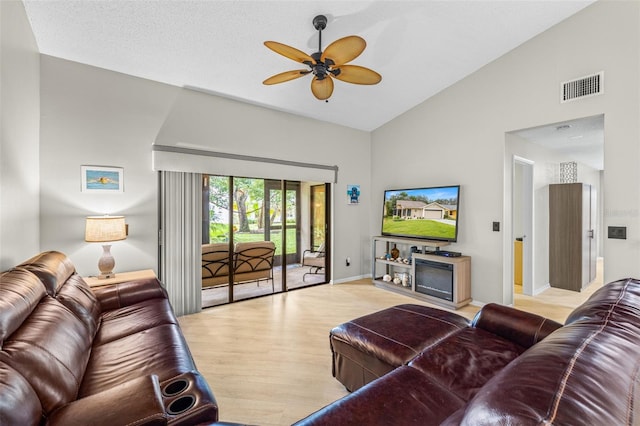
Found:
[347,184,360,204]
[81,165,124,193]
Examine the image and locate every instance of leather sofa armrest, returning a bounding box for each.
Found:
[47,375,166,426]
[471,303,562,349]
[92,277,168,311]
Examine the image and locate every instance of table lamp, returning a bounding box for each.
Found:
[85,215,127,279]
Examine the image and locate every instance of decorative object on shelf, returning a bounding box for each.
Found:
[382,274,392,282]
[390,244,400,260]
[393,273,402,285]
[81,165,124,193]
[400,272,409,287]
[347,184,361,204]
[559,161,578,183]
[85,215,127,279]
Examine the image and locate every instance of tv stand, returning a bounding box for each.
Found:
[371,236,471,309]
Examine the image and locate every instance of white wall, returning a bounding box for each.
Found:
[371,1,640,304]
[39,57,371,280]
[0,0,40,269]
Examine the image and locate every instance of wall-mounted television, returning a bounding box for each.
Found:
[381,185,460,242]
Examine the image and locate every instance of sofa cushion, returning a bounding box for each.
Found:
[472,303,562,348]
[566,278,640,325]
[0,363,42,426]
[295,366,466,426]
[18,251,75,296]
[93,297,178,345]
[1,297,92,414]
[48,375,166,426]
[92,277,168,312]
[450,312,640,424]
[79,323,195,397]
[409,327,525,401]
[55,274,101,338]
[0,269,47,344]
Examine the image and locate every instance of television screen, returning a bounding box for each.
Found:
[381,185,460,242]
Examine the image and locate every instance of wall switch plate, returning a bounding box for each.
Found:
[608,226,627,239]
[493,222,500,232]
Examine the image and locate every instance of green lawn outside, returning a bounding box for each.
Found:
[382,217,455,239]
[210,224,297,256]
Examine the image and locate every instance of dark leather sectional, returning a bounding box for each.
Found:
[0,251,219,425]
[296,278,640,425]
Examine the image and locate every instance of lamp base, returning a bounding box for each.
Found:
[98,272,116,280]
[97,244,116,279]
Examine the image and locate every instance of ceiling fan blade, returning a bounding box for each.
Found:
[264,41,315,64]
[311,76,334,100]
[263,70,311,85]
[321,36,366,66]
[333,65,382,85]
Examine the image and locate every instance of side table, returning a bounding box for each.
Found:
[83,269,156,288]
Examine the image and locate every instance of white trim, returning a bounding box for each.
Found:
[152,144,338,183]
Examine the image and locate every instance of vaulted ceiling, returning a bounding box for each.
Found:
[23,1,594,132]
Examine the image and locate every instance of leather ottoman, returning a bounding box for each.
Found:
[330,304,469,391]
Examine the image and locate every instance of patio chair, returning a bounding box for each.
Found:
[234,241,276,291]
[302,243,325,281]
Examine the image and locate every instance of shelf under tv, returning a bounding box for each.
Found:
[374,236,450,251]
[371,236,471,310]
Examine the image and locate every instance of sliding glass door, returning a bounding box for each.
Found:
[265,180,300,267]
[202,175,329,307]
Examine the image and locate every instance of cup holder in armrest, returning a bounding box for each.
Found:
[167,394,196,415]
[163,378,189,397]
[161,371,218,424]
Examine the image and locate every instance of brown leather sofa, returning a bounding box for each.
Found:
[0,251,219,426]
[295,277,640,425]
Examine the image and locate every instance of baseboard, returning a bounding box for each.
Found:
[332,274,369,284]
[533,283,551,296]
[470,300,485,308]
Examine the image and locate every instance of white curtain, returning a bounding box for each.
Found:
[159,171,202,316]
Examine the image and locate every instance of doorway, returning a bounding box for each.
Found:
[513,157,534,296]
[506,114,604,304]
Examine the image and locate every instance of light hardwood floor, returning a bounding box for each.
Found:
[179,267,603,426]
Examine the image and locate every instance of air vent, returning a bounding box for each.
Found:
[561,72,604,103]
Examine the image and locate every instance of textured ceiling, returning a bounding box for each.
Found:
[23,0,594,132]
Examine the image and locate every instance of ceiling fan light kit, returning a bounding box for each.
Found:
[263,14,381,101]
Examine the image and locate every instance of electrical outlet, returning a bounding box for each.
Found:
[493,222,500,232]
[346,257,351,266]
[608,226,627,240]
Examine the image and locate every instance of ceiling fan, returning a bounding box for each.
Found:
[263,15,382,101]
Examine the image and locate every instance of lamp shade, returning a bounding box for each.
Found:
[85,216,126,242]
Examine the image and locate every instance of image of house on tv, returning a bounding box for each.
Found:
[394,200,457,220]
